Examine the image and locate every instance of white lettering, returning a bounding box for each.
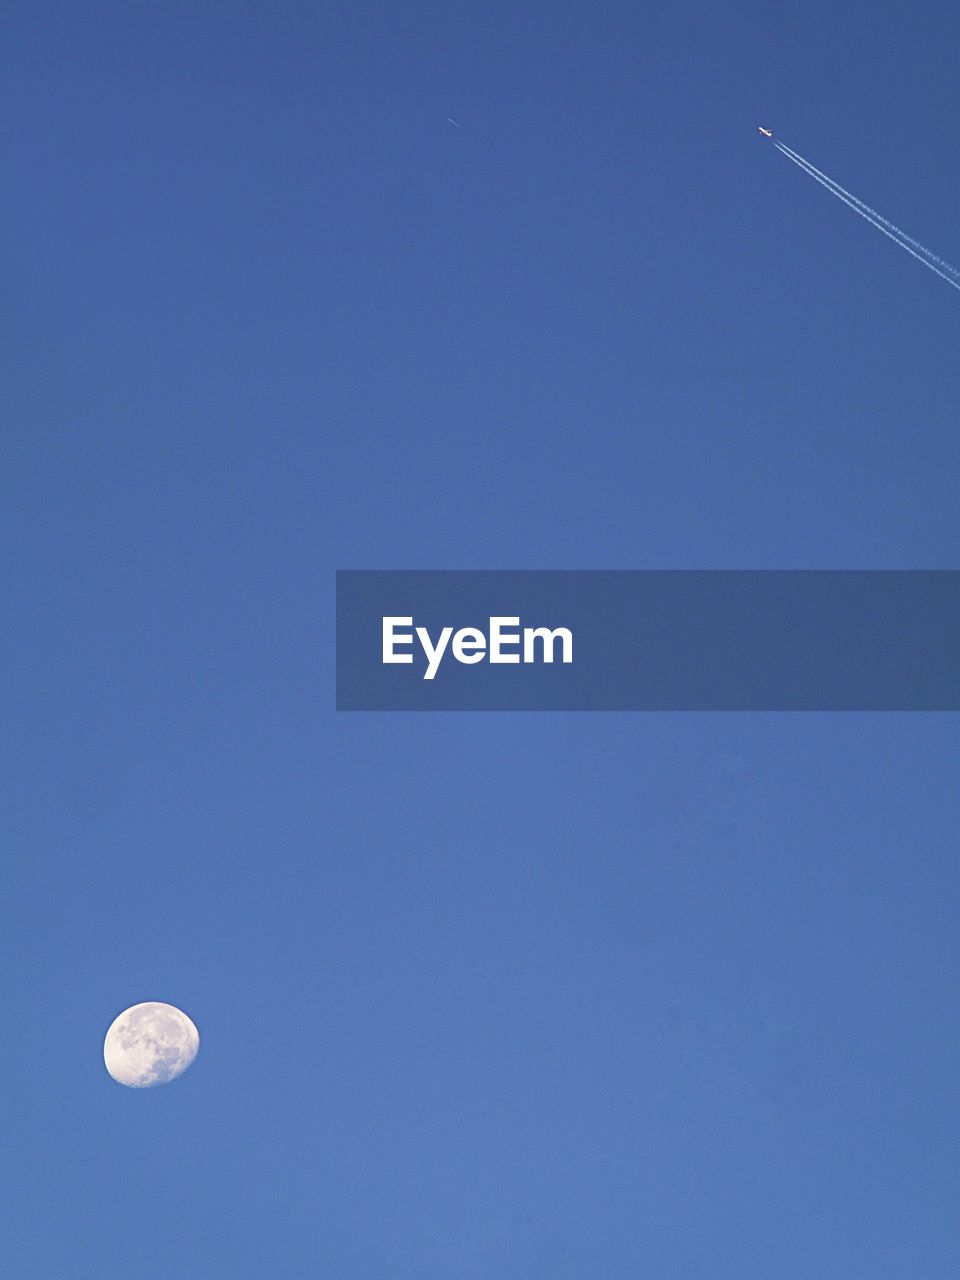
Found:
[382,617,414,664]
[383,617,573,679]
[489,616,521,663]
[416,625,453,681]
[523,626,573,664]
[452,627,486,664]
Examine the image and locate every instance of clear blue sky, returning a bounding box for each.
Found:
[3,3,959,1275]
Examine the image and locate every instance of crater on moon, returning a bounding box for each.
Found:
[103,1002,200,1088]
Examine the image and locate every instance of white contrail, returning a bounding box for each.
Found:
[777,142,960,280]
[776,143,960,291]
[776,141,960,281]
[774,143,960,292]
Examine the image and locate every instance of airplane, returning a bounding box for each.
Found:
[757,126,773,137]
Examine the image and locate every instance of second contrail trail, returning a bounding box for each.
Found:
[773,142,960,293]
[775,141,960,282]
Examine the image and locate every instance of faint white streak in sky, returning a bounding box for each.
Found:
[776,142,960,282]
[774,142,960,293]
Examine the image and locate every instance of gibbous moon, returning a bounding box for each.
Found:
[104,1002,200,1088]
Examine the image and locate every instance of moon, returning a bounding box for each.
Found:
[104,1002,200,1088]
